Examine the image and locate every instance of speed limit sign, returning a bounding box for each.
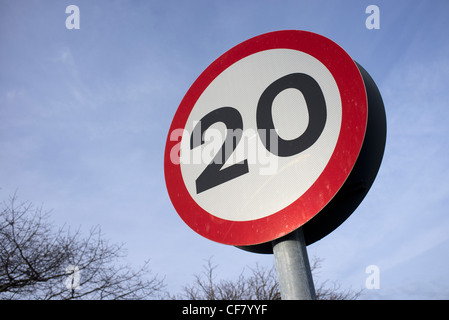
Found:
[164,30,386,250]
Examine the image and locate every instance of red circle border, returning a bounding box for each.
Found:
[164,30,367,246]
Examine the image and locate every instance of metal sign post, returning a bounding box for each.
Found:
[272,228,316,300]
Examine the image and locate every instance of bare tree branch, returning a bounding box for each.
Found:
[174,256,363,300]
[0,193,165,300]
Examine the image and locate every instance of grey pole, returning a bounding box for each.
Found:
[272,227,316,300]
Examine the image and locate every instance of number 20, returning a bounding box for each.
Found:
[190,73,327,194]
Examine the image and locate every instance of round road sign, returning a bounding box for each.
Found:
[164,30,385,249]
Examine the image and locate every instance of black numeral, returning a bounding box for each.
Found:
[191,73,327,194]
[256,73,327,157]
[190,107,249,194]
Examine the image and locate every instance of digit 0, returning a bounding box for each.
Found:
[256,73,327,156]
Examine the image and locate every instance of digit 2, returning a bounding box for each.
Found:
[190,107,249,194]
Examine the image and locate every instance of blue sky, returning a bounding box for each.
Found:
[1,0,449,299]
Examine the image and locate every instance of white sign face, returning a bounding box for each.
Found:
[179,49,342,221]
[164,30,367,246]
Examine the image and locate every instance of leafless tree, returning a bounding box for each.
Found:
[175,257,363,300]
[0,193,165,300]
[175,258,280,300]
